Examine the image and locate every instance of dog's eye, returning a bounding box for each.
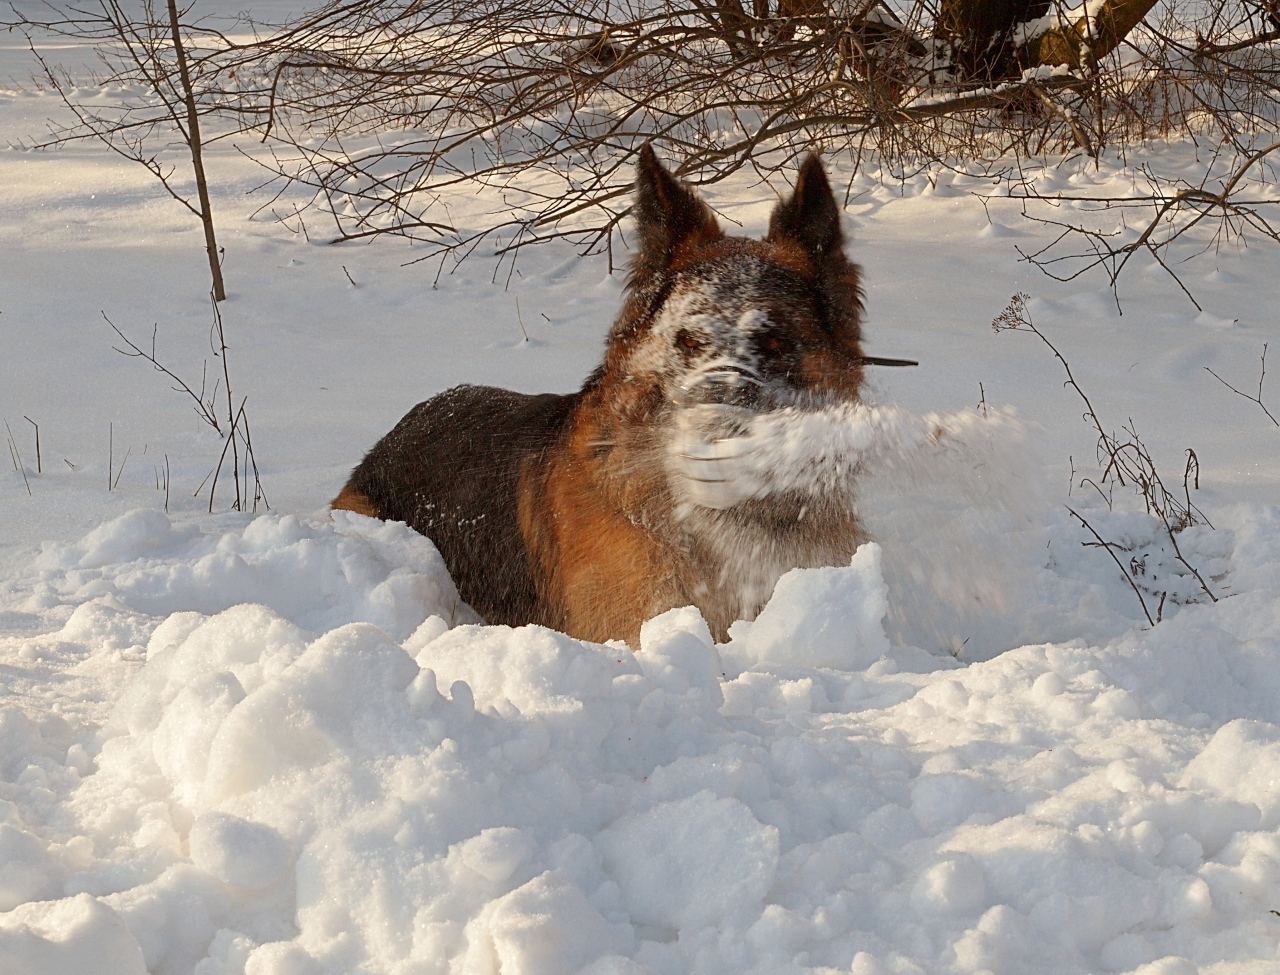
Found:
[758,335,790,356]
[676,331,702,351]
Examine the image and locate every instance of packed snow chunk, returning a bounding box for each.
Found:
[944,816,1160,951]
[65,508,176,570]
[404,613,449,656]
[111,603,311,744]
[748,903,818,963]
[911,854,987,916]
[950,904,1034,974]
[57,595,157,655]
[417,622,637,717]
[741,543,890,671]
[0,824,57,911]
[460,828,531,884]
[151,671,246,808]
[202,622,418,803]
[1182,719,1280,827]
[596,790,779,931]
[638,606,723,704]
[911,772,1012,833]
[459,871,621,974]
[0,893,146,975]
[243,941,322,975]
[577,956,653,975]
[102,864,230,974]
[196,928,256,975]
[189,813,291,889]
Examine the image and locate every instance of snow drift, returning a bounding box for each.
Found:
[0,472,1277,974]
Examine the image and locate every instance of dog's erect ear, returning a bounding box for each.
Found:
[769,153,864,340]
[767,153,844,263]
[632,144,720,271]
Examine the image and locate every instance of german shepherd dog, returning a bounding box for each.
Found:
[334,147,887,647]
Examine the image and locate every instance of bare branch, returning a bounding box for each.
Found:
[1205,343,1280,426]
[1067,506,1155,626]
[103,313,223,434]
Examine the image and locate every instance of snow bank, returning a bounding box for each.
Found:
[27,508,472,641]
[1,499,1280,974]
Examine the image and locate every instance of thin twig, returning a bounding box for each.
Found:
[23,417,40,473]
[104,313,222,434]
[113,445,133,489]
[1204,343,1279,426]
[1067,506,1155,626]
[4,420,32,496]
[515,296,529,342]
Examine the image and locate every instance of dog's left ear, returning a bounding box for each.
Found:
[633,143,721,273]
[767,153,844,264]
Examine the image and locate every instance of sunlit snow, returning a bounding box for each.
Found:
[3,11,1280,975]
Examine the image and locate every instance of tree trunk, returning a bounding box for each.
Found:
[1018,0,1161,71]
[166,0,226,302]
[938,0,1051,80]
[938,0,1160,81]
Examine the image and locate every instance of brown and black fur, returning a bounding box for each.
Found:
[335,146,869,647]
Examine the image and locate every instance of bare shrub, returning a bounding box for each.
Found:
[124,0,1267,278]
[993,292,1215,625]
[1205,342,1279,426]
[106,300,267,513]
[10,0,1279,284]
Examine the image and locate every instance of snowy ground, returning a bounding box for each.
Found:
[3,17,1280,975]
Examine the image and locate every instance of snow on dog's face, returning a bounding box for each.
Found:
[597,146,866,509]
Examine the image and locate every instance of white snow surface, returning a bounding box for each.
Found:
[4,13,1280,975]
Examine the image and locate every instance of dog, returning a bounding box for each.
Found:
[334,146,896,647]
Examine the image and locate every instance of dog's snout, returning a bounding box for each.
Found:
[676,369,764,410]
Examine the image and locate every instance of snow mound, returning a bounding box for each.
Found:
[0,502,1279,973]
[29,508,471,641]
[729,542,891,671]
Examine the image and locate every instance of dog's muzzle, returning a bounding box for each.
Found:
[673,368,765,412]
[669,370,770,509]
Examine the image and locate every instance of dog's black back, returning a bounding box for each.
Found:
[341,384,580,626]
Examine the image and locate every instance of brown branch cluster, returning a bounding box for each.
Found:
[164,0,1270,271]
[1008,141,1280,311]
[8,0,1279,281]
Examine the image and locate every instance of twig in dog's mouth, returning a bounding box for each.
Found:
[855,356,919,367]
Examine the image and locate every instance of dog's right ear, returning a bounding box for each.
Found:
[632,144,720,274]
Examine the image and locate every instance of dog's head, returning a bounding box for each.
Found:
[592,147,867,509]
[602,146,864,421]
